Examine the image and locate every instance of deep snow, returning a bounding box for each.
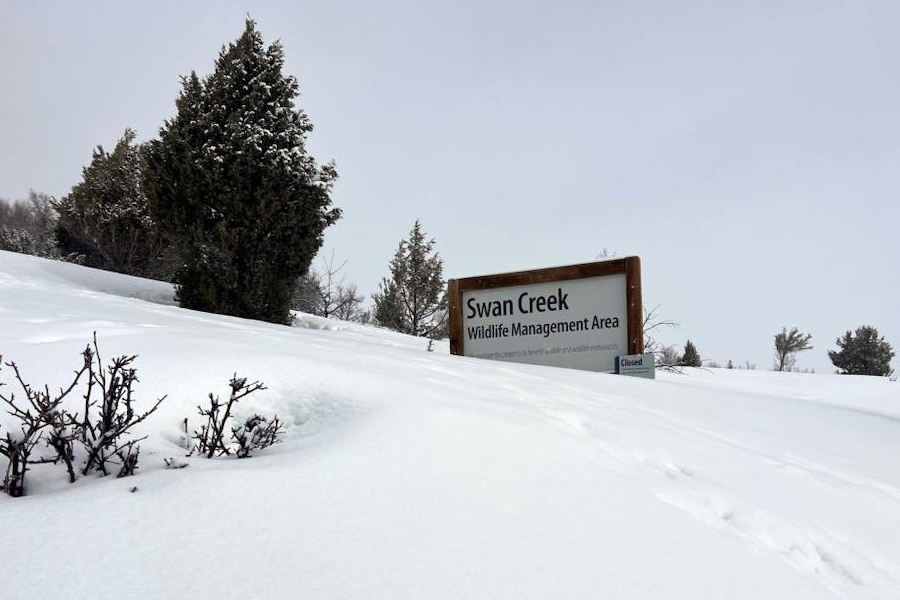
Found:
[0,250,898,599]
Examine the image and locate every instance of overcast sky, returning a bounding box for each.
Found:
[2,0,897,373]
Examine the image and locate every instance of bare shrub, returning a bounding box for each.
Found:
[643,305,681,372]
[656,345,683,372]
[115,442,141,478]
[78,336,165,476]
[297,250,365,320]
[232,414,284,459]
[0,336,165,497]
[0,351,90,496]
[191,375,283,458]
[643,305,677,352]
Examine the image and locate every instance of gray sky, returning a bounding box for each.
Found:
[2,0,898,373]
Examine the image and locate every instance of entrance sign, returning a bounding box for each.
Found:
[615,353,656,379]
[448,257,643,373]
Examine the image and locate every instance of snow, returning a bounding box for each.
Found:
[1,249,898,599]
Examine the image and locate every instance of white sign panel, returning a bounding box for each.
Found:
[461,274,627,372]
[615,353,656,379]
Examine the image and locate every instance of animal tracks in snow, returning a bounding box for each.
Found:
[655,486,900,599]
[501,383,900,600]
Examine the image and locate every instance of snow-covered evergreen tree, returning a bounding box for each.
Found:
[144,18,340,324]
[373,221,448,339]
[55,131,167,277]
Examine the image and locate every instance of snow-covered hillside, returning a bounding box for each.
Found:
[1,250,898,600]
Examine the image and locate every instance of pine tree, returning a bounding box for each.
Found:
[828,326,894,376]
[774,327,813,372]
[373,221,448,339]
[55,130,168,277]
[144,19,339,324]
[680,340,701,367]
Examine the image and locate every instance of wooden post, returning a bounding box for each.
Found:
[624,256,643,355]
[448,278,463,355]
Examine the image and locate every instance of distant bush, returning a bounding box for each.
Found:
[0,336,164,497]
[0,191,58,257]
[0,228,38,255]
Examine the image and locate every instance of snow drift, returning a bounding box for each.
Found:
[0,250,898,599]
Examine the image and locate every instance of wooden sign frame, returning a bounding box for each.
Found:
[448,256,643,359]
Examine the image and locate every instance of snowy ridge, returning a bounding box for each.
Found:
[0,250,898,600]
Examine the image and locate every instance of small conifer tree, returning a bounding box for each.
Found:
[774,327,813,372]
[681,340,702,367]
[828,326,894,376]
[373,221,448,339]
